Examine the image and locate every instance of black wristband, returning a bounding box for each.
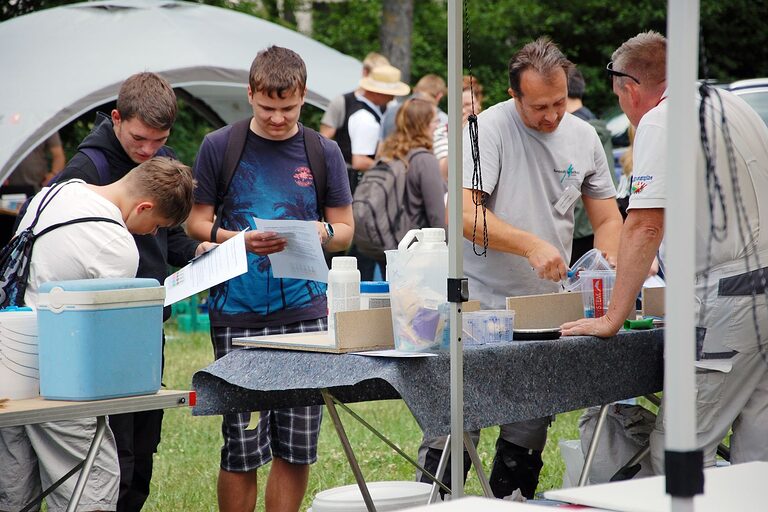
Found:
[210,225,218,243]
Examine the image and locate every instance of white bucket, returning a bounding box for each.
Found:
[0,308,39,399]
[311,481,432,512]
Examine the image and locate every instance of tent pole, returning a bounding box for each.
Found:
[665,1,702,510]
[447,0,465,500]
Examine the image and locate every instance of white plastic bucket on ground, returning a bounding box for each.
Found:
[310,481,432,512]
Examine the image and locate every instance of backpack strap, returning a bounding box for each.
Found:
[210,118,252,242]
[34,215,123,238]
[209,121,330,242]
[303,126,327,219]
[80,147,110,185]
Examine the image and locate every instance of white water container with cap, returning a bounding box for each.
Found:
[385,228,449,351]
[326,256,360,340]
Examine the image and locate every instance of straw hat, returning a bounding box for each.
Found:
[359,65,411,96]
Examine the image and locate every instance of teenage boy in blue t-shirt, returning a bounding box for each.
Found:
[187,46,353,512]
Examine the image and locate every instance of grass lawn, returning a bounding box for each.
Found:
[143,327,584,511]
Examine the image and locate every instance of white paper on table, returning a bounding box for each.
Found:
[163,231,248,306]
[350,349,439,358]
[253,217,329,282]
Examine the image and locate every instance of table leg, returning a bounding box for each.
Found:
[320,389,377,512]
[579,404,610,486]
[428,436,452,504]
[464,432,492,497]
[66,415,107,512]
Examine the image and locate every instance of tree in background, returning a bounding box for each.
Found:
[380,0,414,82]
[5,0,767,162]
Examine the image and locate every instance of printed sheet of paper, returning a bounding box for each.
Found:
[163,231,248,306]
[253,218,329,282]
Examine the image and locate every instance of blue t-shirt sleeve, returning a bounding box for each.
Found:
[321,137,353,207]
[193,128,228,205]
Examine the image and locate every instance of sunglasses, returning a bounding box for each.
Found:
[606,61,641,85]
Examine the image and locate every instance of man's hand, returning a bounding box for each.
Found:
[560,313,624,338]
[244,230,287,255]
[194,242,217,257]
[526,239,568,282]
[315,221,329,246]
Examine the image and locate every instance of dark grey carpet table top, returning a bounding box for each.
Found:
[192,330,663,437]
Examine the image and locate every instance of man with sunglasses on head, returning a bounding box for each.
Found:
[562,31,768,472]
[417,37,622,501]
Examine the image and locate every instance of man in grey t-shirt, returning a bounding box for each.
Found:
[419,37,623,500]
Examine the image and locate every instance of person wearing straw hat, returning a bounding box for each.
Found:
[336,64,410,281]
[320,51,390,140]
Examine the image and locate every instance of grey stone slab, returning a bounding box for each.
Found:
[192,330,663,437]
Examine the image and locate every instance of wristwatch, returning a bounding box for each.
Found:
[322,222,334,245]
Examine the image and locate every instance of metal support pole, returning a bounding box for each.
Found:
[447,0,465,499]
[428,436,453,504]
[578,405,610,486]
[66,415,107,512]
[464,432,492,497]
[321,389,376,512]
[666,1,702,509]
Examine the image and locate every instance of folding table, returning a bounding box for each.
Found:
[0,390,195,512]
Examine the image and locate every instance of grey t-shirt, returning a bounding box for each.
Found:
[462,99,616,308]
[320,94,346,128]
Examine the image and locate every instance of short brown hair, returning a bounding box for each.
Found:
[126,157,195,226]
[612,31,666,86]
[116,72,177,131]
[508,37,573,98]
[414,74,447,101]
[463,75,484,107]
[249,46,307,98]
[379,98,435,161]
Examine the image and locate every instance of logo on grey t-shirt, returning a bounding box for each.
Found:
[554,163,581,183]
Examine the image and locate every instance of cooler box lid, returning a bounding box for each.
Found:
[37,278,165,309]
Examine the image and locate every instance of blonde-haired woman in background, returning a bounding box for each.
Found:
[379,97,447,231]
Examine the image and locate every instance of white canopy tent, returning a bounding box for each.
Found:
[0,0,361,182]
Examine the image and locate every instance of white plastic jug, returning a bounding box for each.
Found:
[385,228,448,351]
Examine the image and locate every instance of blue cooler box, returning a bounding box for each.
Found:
[36,278,165,400]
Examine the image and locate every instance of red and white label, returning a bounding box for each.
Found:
[593,278,604,317]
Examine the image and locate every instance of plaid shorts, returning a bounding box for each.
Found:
[212,318,326,472]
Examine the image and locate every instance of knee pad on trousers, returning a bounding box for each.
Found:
[420,447,472,499]
[489,438,543,500]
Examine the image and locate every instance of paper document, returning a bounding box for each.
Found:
[163,231,248,306]
[253,218,329,282]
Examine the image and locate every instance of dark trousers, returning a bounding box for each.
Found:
[109,409,164,511]
[109,334,166,511]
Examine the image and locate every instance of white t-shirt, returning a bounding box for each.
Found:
[320,93,346,129]
[628,88,768,273]
[16,180,139,305]
[462,100,616,308]
[348,94,383,157]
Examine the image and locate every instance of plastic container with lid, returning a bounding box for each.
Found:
[580,270,617,318]
[36,277,165,400]
[327,257,361,340]
[385,228,449,351]
[563,248,612,292]
[359,281,390,309]
[463,309,515,344]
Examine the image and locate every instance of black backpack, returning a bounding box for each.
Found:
[0,181,122,307]
[208,120,327,242]
[352,149,427,261]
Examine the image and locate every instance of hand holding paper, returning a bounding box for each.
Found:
[253,218,329,282]
[163,230,249,306]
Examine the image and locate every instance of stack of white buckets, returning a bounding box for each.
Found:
[0,308,39,399]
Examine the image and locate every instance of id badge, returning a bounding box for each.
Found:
[554,185,580,215]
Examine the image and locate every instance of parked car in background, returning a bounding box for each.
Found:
[608,77,768,177]
[728,78,768,126]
